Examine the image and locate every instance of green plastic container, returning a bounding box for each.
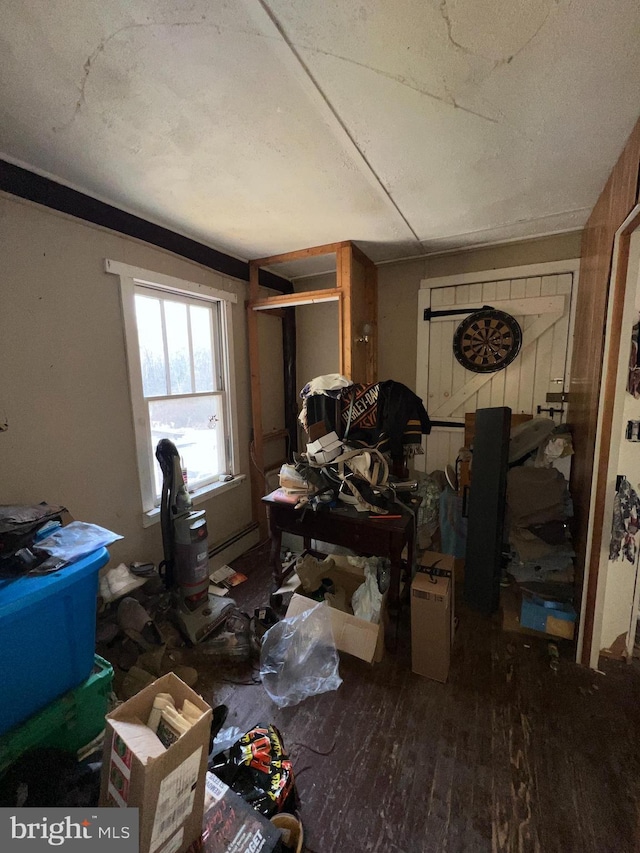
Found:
[0,654,113,776]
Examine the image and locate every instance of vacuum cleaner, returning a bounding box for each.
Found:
[155,438,234,644]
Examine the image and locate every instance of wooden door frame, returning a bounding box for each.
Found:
[578,205,640,667]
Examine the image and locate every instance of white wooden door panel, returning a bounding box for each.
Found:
[416,265,577,475]
[428,295,564,322]
[430,309,560,418]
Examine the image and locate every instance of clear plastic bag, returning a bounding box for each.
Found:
[34,521,123,561]
[259,602,342,708]
[210,725,245,755]
[351,560,383,624]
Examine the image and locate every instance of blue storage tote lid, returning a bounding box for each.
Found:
[0,547,110,617]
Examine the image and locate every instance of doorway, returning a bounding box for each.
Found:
[585,219,640,666]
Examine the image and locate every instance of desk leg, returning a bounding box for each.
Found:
[386,539,404,651]
[402,525,415,605]
[388,537,405,610]
[269,525,284,604]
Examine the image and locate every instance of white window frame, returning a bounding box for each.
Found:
[106,259,244,527]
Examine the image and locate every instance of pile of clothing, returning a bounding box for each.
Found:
[299,373,431,464]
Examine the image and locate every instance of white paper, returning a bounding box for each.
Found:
[150,747,202,853]
[204,771,229,811]
[209,564,235,584]
[275,571,301,596]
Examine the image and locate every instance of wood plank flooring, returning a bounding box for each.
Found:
[189,543,640,853]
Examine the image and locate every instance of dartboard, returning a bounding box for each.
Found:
[453,308,522,373]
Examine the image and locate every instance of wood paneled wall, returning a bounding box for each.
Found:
[569,118,640,664]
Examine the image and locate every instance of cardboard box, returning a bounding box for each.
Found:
[200,772,281,853]
[99,672,212,853]
[305,431,343,464]
[411,572,451,682]
[418,551,464,589]
[418,551,456,642]
[283,557,385,663]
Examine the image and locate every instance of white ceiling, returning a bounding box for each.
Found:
[1,0,639,278]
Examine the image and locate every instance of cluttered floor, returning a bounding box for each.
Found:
[94,541,640,853]
[3,536,640,853]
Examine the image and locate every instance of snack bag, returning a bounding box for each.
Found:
[209,723,297,817]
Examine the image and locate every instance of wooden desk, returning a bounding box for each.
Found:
[262,494,415,638]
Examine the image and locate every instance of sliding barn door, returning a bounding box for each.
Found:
[415,265,576,475]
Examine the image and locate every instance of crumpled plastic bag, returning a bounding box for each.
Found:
[211,725,245,756]
[259,602,342,708]
[351,559,383,624]
[34,521,123,561]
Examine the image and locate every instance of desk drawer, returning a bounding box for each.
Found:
[269,506,402,555]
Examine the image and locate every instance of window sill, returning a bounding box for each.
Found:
[142,474,247,528]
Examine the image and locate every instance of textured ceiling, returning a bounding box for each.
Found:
[1,0,639,277]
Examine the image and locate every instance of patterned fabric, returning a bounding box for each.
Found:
[627,317,640,398]
[340,383,380,440]
[609,477,640,563]
[301,379,431,462]
[339,380,431,459]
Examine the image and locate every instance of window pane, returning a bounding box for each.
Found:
[190,304,215,392]
[135,295,167,397]
[150,395,225,497]
[164,300,192,394]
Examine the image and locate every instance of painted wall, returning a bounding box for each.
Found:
[0,193,255,568]
[295,300,340,394]
[598,229,640,655]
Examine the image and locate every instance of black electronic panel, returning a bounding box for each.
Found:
[464,406,511,614]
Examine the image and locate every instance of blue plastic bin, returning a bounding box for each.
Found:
[520,593,577,639]
[0,547,109,735]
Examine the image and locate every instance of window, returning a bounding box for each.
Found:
[106,260,241,524]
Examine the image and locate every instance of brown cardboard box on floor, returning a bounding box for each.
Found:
[418,551,456,642]
[280,555,387,663]
[411,571,451,682]
[99,672,212,853]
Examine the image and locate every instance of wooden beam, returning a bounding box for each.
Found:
[250,288,341,310]
[249,255,260,304]
[282,307,299,455]
[250,241,349,268]
[339,244,353,379]
[263,428,289,442]
[246,299,268,538]
[365,258,378,384]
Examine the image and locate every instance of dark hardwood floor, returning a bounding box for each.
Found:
[189,543,640,853]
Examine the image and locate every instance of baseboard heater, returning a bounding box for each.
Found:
[208,522,260,567]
